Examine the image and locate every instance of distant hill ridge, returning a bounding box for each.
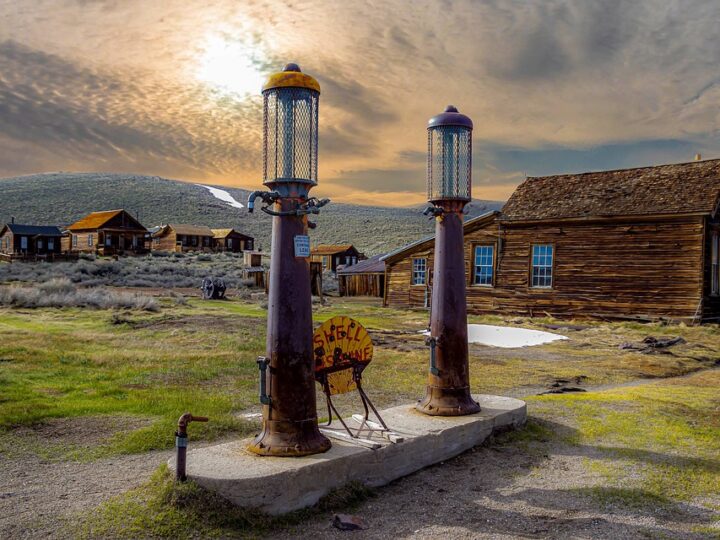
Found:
[0,173,505,255]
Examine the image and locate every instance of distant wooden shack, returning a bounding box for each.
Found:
[310,244,364,273]
[0,222,64,261]
[152,224,214,252]
[64,210,148,255]
[337,254,386,297]
[242,251,267,288]
[383,159,720,323]
[212,229,254,252]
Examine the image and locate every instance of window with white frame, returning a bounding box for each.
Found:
[473,245,494,286]
[48,238,54,251]
[712,232,719,296]
[20,236,27,250]
[88,234,94,246]
[72,234,78,248]
[531,244,554,288]
[412,258,427,285]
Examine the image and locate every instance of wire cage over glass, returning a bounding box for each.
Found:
[427,106,473,202]
[262,65,320,186]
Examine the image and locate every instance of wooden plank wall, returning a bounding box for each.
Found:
[385,216,707,321]
[339,274,384,297]
[703,218,720,320]
[153,231,179,252]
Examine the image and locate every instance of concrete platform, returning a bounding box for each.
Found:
[169,394,526,514]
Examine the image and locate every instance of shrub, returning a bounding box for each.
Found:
[0,283,159,311]
[0,253,261,291]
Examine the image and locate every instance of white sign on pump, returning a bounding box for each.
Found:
[294,235,310,258]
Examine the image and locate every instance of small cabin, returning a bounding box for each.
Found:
[383,159,720,323]
[212,229,254,252]
[310,244,364,273]
[0,223,64,260]
[337,254,386,297]
[152,224,214,252]
[63,210,148,255]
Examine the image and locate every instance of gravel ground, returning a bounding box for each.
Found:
[276,424,718,539]
[0,448,171,539]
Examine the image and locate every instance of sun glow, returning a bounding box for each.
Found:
[196,35,266,97]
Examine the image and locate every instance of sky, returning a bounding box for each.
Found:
[1,0,719,206]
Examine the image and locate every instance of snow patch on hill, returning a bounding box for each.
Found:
[196,184,244,209]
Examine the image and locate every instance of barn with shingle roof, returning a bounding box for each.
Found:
[383,159,720,322]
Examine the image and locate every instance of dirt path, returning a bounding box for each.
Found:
[0,450,172,539]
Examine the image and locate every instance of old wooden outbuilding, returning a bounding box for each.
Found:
[337,254,386,297]
[64,210,148,255]
[152,224,214,252]
[0,222,64,260]
[383,159,720,322]
[310,244,364,273]
[212,229,254,252]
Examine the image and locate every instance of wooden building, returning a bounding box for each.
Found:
[0,223,64,260]
[338,254,386,297]
[383,159,720,323]
[64,210,148,255]
[212,229,254,252]
[310,244,364,273]
[152,224,214,252]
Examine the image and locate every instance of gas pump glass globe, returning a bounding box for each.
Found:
[427,105,473,202]
[262,64,320,186]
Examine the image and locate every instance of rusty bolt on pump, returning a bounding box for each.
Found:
[416,106,481,416]
[175,412,208,482]
[246,63,331,457]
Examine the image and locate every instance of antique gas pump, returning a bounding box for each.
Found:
[416,105,481,416]
[247,63,331,456]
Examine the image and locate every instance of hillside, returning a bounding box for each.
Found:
[0,173,504,255]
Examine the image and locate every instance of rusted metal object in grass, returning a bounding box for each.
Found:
[175,412,208,482]
[200,277,226,299]
[314,316,400,446]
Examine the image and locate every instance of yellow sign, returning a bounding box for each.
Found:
[313,316,373,395]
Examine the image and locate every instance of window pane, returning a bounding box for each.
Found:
[531,244,553,287]
[473,245,494,286]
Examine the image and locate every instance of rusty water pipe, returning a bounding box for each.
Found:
[175,412,208,482]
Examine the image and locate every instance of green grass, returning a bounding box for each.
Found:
[77,464,374,539]
[2,297,719,458]
[2,296,720,537]
[529,369,720,504]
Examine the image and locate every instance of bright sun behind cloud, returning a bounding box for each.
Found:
[196,35,266,97]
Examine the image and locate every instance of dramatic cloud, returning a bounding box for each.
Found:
[0,0,719,204]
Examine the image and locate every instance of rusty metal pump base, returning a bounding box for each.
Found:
[416,385,481,416]
[247,419,331,457]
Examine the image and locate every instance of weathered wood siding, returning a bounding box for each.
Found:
[385,216,707,321]
[66,231,99,253]
[0,230,13,254]
[703,218,720,321]
[152,230,179,252]
[339,274,385,297]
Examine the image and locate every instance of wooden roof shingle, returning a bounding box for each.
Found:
[502,159,720,222]
[311,244,355,256]
[165,224,214,237]
[337,254,386,275]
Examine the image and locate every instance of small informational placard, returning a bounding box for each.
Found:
[294,235,310,258]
